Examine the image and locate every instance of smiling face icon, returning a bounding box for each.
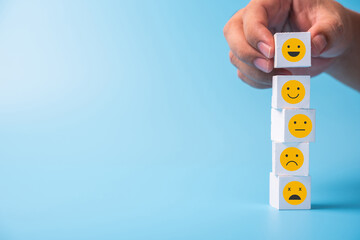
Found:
[281,80,305,104]
[283,181,307,205]
[280,147,304,171]
[288,114,312,138]
[282,38,306,62]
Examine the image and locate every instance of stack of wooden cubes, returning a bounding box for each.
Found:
[270,32,315,210]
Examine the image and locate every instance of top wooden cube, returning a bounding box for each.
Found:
[274,32,311,68]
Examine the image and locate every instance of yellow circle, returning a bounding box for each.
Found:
[283,181,307,205]
[281,80,305,104]
[288,114,312,138]
[280,147,304,171]
[282,38,306,62]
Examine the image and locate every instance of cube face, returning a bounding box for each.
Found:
[271,108,315,142]
[274,32,311,68]
[272,75,310,109]
[272,142,309,176]
[269,173,311,210]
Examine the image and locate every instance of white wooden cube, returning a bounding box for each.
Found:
[274,32,311,68]
[272,75,310,109]
[272,142,309,176]
[269,172,311,210]
[271,108,315,142]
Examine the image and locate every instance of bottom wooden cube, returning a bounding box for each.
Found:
[269,172,311,210]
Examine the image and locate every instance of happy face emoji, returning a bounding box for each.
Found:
[282,38,306,62]
[283,181,307,205]
[280,147,304,171]
[281,80,305,104]
[288,114,312,138]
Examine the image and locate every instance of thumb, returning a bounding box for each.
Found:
[308,17,346,58]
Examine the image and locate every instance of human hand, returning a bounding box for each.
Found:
[223,0,354,89]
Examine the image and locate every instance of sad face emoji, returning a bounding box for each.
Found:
[282,38,306,62]
[283,181,307,205]
[280,147,304,171]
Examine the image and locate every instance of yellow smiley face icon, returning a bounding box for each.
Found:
[281,80,305,104]
[283,181,307,205]
[282,38,306,62]
[280,147,304,171]
[288,114,312,138]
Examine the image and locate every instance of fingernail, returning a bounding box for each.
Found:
[257,42,272,58]
[312,34,327,56]
[254,58,272,73]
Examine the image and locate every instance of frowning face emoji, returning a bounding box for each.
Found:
[283,181,307,205]
[280,147,304,171]
[282,38,306,62]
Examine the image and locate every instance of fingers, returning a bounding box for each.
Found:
[230,51,292,89]
[224,14,272,73]
[237,70,270,89]
[308,2,349,58]
[309,18,342,58]
[242,0,292,58]
[310,34,327,57]
[230,51,272,86]
[309,57,336,77]
[223,0,293,89]
[242,3,275,58]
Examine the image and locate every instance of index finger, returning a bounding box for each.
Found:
[242,0,291,58]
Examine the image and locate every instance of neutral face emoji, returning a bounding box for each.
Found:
[282,38,306,62]
[283,181,307,205]
[281,80,305,104]
[280,147,304,171]
[288,114,312,138]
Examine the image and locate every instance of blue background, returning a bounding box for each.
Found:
[0,0,359,239]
